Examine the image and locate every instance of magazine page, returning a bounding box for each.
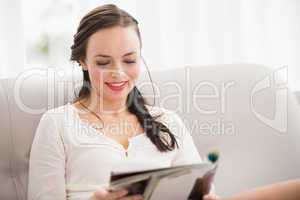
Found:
[149,165,217,200]
[109,162,217,199]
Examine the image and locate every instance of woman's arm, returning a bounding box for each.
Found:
[27,111,66,200]
[170,111,202,165]
[204,179,300,200]
[168,111,219,198]
[223,179,300,200]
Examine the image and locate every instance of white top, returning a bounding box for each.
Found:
[27,102,202,200]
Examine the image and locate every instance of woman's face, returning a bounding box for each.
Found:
[80,26,141,103]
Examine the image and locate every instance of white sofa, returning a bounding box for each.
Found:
[295,91,300,105]
[1,64,300,199]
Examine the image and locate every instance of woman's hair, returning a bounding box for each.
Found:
[70,4,178,152]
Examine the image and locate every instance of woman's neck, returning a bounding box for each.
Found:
[82,91,129,117]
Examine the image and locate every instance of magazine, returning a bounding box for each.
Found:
[109,160,218,200]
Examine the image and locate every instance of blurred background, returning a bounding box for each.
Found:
[0,0,299,91]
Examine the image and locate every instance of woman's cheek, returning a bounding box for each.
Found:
[127,65,140,81]
[89,67,105,89]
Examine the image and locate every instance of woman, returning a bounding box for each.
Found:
[27,4,216,200]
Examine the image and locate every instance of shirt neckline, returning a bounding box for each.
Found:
[67,102,146,150]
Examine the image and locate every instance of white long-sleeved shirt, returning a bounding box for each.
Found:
[27,102,202,200]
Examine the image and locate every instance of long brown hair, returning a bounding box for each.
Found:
[70,4,178,152]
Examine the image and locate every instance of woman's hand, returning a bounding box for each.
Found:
[90,188,143,200]
[203,194,221,200]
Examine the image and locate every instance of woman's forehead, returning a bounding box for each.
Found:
[86,26,140,57]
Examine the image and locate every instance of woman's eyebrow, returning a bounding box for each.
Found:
[94,51,136,58]
[95,54,110,58]
[123,51,136,57]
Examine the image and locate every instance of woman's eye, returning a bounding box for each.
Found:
[96,61,109,66]
[124,60,136,64]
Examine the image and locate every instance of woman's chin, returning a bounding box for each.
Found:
[104,89,129,101]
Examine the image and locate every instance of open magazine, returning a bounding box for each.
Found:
[109,152,219,200]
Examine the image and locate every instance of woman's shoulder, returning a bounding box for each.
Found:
[44,103,70,115]
[40,103,72,125]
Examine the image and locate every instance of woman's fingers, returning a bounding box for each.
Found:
[91,187,143,200]
[203,194,220,200]
[106,189,128,200]
[92,188,109,199]
[119,194,144,200]
[92,188,128,200]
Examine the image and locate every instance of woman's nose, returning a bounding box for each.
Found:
[110,66,126,78]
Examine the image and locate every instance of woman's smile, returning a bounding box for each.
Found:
[105,80,129,92]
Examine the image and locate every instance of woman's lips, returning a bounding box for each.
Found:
[105,81,128,92]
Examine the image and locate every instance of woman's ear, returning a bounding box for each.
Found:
[79,60,88,71]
